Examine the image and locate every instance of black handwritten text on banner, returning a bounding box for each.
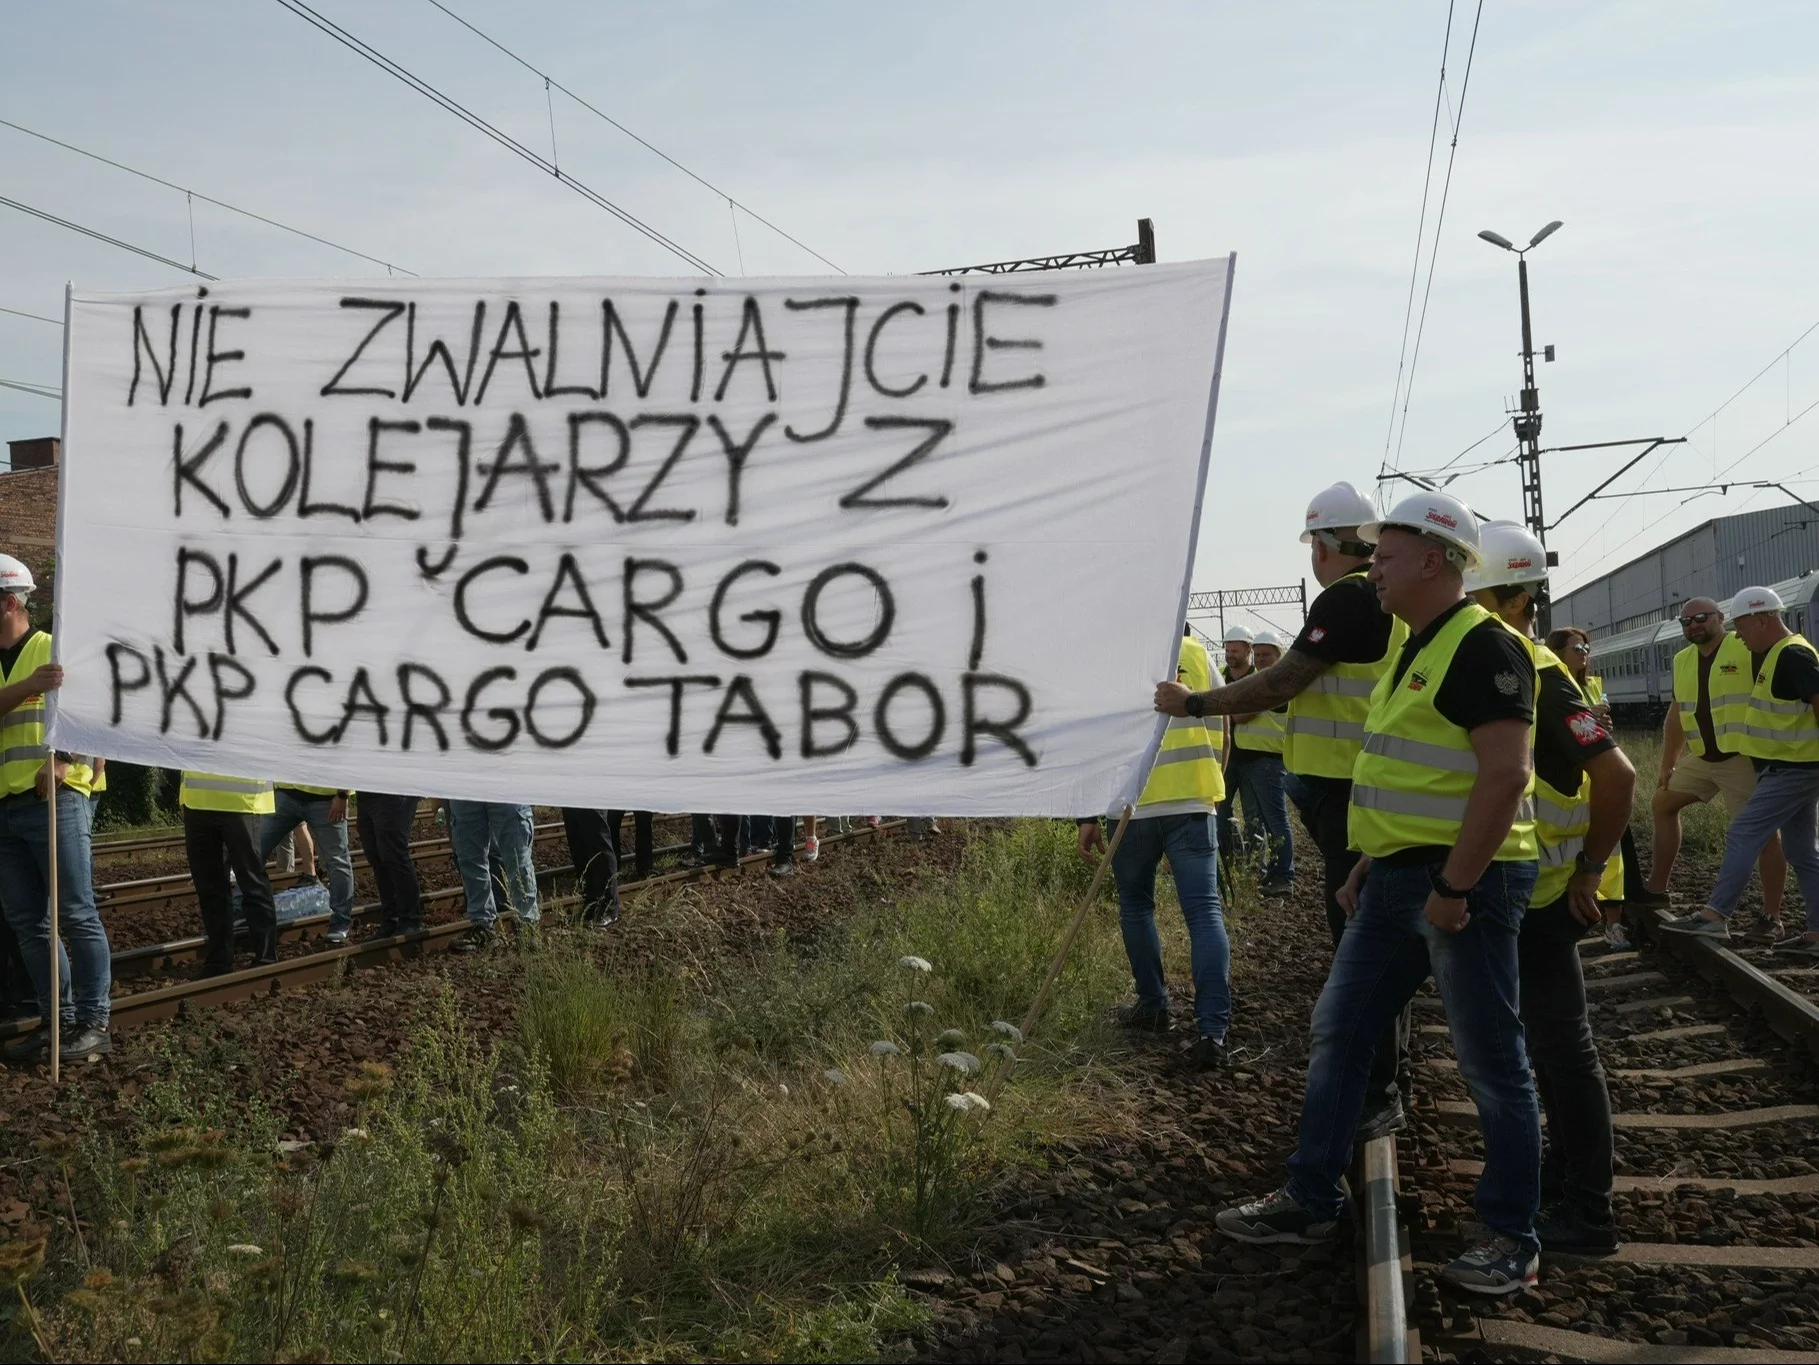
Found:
[51,263,1233,815]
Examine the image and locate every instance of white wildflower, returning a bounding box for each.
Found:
[961,1091,991,1113]
[227,1244,264,1256]
[869,1040,901,1057]
[898,955,933,973]
[823,1068,849,1086]
[987,1042,1016,1060]
[989,1020,1024,1044]
[904,1001,934,1017]
[937,1051,982,1075]
[778,1083,790,1098]
[943,1093,972,1112]
[341,1127,371,1143]
[937,1028,967,1048]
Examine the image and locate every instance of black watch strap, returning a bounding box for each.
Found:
[1429,866,1474,899]
[1185,692,1206,718]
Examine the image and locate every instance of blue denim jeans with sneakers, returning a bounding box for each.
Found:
[1707,764,1819,932]
[1286,858,1541,1255]
[1110,812,1231,1041]
[447,801,540,926]
[0,788,110,1028]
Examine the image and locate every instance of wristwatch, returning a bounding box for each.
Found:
[1429,866,1473,900]
[1574,851,1609,876]
[1185,692,1206,718]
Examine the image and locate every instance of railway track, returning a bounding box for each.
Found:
[1358,903,1819,1364]
[3,821,904,1044]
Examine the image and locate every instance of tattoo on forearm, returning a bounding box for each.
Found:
[1198,649,1326,715]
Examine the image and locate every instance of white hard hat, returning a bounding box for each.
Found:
[1731,585,1784,617]
[1462,520,1548,593]
[1252,629,1286,649]
[1360,491,1484,570]
[0,555,35,595]
[1222,623,1254,644]
[1300,481,1380,543]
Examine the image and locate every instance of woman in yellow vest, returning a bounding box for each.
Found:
[1662,586,1819,957]
[1229,629,1295,895]
[1082,627,1232,1070]
[1469,521,1635,1255]
[1210,494,1546,1298]
[0,556,113,1065]
[180,771,279,974]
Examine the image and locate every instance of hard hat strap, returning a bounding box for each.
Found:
[1314,529,1373,558]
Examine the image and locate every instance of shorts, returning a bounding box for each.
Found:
[1666,752,1756,818]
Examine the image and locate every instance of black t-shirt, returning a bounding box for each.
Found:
[0,627,41,679]
[1692,648,1724,761]
[1292,573,1394,666]
[1748,639,1819,770]
[1535,668,1616,796]
[1378,601,1536,867]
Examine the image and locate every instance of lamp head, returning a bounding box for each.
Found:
[1478,229,1515,251]
[1528,220,1564,248]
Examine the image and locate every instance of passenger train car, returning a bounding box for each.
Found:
[1588,570,1819,726]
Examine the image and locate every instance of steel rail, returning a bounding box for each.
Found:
[1631,905,1819,1062]
[1355,1136,1414,1363]
[5,823,903,1040]
[91,810,691,859]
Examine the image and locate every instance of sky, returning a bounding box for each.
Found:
[5,0,1819,638]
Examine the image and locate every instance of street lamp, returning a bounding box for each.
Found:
[1480,221,1564,588]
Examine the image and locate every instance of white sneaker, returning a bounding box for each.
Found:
[804,837,820,862]
[1603,922,1631,949]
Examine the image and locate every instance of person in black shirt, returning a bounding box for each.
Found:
[1469,525,1636,1255]
[1665,587,1819,954]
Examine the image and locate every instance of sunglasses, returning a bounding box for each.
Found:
[1679,611,1717,626]
[1568,643,1591,654]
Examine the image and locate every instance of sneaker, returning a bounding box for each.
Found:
[59,1024,111,1062]
[582,909,619,931]
[1602,921,1631,950]
[325,928,350,946]
[1191,1034,1229,1071]
[1772,934,1819,960]
[1116,1005,1173,1035]
[1628,886,1672,907]
[451,924,498,954]
[376,919,401,939]
[803,837,820,862]
[768,862,796,878]
[1357,1094,1408,1142]
[2,1029,49,1064]
[1260,875,1295,899]
[1215,1188,1338,1245]
[1743,918,1789,946]
[1439,1234,1540,1296]
[1658,911,1730,940]
[1535,1200,1619,1255]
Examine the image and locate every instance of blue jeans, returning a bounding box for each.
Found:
[259,789,357,932]
[447,801,539,925]
[1110,812,1231,1040]
[1287,859,1540,1253]
[0,789,111,1027]
[1232,753,1294,881]
[1708,764,1819,931]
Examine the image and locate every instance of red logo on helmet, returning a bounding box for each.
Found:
[1508,557,1533,570]
[1425,509,1458,530]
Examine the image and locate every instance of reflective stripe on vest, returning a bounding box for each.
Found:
[1138,638,1226,809]
[180,771,277,814]
[1673,635,1753,759]
[1284,571,1409,780]
[1737,635,1819,763]
[1234,705,1287,755]
[0,632,92,799]
[1348,599,1538,862]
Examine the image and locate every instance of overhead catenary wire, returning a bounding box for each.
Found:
[421,0,846,275]
[0,194,218,280]
[1378,0,1456,486]
[0,305,61,328]
[0,377,61,401]
[0,116,416,277]
[1385,0,1486,479]
[272,0,721,275]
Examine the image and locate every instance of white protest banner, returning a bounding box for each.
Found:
[50,260,1233,815]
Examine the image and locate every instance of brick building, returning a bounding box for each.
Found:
[0,437,60,612]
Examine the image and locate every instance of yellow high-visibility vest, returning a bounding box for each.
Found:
[1284,571,1410,779]
[1530,644,1624,906]
[1349,600,1537,861]
[180,771,276,815]
[1738,635,1819,763]
[0,632,94,799]
[1583,674,1605,706]
[1137,638,1226,813]
[1234,704,1288,755]
[1672,635,1752,758]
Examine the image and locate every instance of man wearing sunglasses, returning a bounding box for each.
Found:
[1643,596,1786,938]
